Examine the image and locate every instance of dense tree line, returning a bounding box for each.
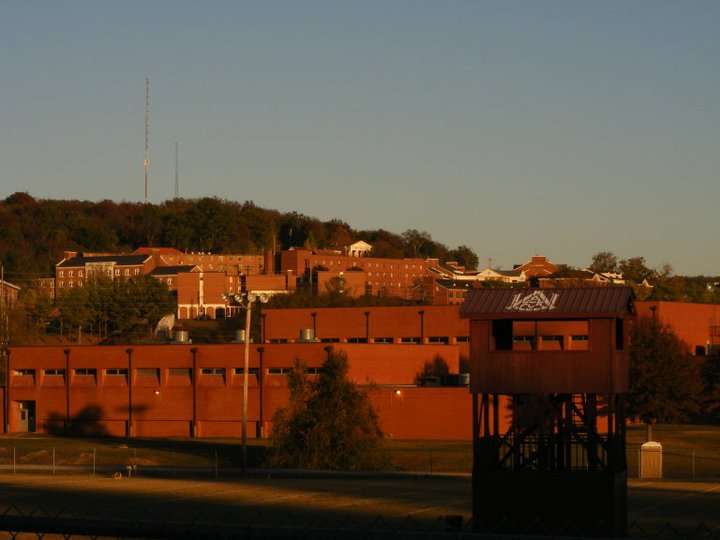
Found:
[586,252,720,303]
[9,275,175,345]
[0,192,479,284]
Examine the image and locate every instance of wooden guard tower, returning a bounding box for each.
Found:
[460,287,635,536]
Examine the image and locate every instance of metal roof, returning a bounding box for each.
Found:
[57,255,150,268]
[460,286,634,319]
[150,265,198,276]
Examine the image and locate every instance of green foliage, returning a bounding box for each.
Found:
[627,316,702,423]
[447,245,479,270]
[0,194,476,284]
[270,350,387,470]
[589,251,619,273]
[55,276,176,341]
[414,354,450,385]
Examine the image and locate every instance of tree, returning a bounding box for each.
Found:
[589,251,618,273]
[627,316,701,424]
[270,349,387,470]
[414,354,450,385]
[447,245,479,270]
[619,256,654,284]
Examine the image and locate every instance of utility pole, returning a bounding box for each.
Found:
[0,265,6,346]
[241,296,252,473]
[144,77,150,204]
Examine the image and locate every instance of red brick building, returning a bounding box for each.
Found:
[262,305,470,359]
[0,279,20,309]
[55,252,155,291]
[280,248,431,299]
[636,301,720,356]
[3,343,469,439]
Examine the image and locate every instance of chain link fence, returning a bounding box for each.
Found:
[1,441,720,478]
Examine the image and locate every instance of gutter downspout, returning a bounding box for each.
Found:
[126,348,133,438]
[191,347,198,437]
[64,349,71,433]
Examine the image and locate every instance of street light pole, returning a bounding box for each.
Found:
[242,297,252,473]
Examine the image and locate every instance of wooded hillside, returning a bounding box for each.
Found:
[0,192,478,283]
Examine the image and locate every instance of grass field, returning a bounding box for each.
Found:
[1,423,720,478]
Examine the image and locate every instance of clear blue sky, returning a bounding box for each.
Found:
[2,2,719,274]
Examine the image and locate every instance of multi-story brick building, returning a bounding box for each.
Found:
[139,247,264,276]
[55,252,156,291]
[280,248,432,299]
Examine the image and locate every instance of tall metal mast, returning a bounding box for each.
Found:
[174,141,179,199]
[144,77,150,203]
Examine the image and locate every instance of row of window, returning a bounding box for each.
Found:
[58,268,141,278]
[268,335,469,344]
[317,260,423,271]
[13,367,316,379]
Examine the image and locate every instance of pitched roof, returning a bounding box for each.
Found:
[435,279,475,290]
[0,279,20,291]
[460,286,635,319]
[57,254,150,268]
[133,247,184,256]
[150,265,198,276]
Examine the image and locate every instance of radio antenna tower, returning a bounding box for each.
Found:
[174,141,180,199]
[144,77,150,203]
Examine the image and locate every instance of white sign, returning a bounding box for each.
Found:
[505,290,559,312]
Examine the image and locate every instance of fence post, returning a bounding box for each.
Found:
[92,448,96,476]
[692,449,696,480]
[52,448,56,475]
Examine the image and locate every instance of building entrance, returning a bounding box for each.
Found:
[17,401,36,433]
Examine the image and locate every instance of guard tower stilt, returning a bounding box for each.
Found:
[461,287,635,536]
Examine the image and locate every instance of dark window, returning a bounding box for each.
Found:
[456,336,469,343]
[695,345,706,357]
[233,368,259,375]
[492,320,513,350]
[571,335,589,342]
[347,337,368,344]
[268,367,292,375]
[320,338,340,343]
[74,368,97,376]
[44,369,65,376]
[615,319,624,350]
[401,337,421,344]
[428,336,450,344]
[269,338,288,344]
[374,337,393,344]
[105,368,128,376]
[136,368,160,377]
[304,367,321,375]
[201,368,225,376]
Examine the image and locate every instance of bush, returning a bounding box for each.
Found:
[270,349,388,470]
